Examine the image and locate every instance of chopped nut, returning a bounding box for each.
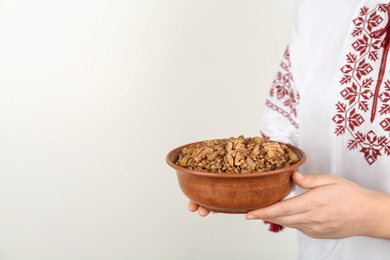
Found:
[267,150,276,158]
[179,157,188,167]
[224,154,234,167]
[234,152,245,166]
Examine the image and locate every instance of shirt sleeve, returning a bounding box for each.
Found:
[259,46,300,145]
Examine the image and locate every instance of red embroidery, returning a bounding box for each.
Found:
[370,4,390,123]
[265,100,299,129]
[334,4,390,164]
[261,132,270,140]
[266,47,299,129]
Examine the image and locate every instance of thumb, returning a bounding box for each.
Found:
[292,172,339,189]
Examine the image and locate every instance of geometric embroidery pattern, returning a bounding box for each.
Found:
[266,47,299,129]
[333,4,390,164]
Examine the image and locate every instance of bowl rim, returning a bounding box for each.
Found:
[166,139,306,178]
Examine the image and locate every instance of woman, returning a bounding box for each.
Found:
[189,1,390,259]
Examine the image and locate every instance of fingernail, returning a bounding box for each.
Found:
[295,172,304,180]
[246,214,255,220]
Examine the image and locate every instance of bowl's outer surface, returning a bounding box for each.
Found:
[166,141,306,213]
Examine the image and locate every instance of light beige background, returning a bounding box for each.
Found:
[0,0,295,259]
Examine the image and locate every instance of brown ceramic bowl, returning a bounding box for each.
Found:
[166,140,306,213]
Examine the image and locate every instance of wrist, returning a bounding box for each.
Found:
[361,189,390,240]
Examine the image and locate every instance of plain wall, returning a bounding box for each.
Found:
[0,0,295,259]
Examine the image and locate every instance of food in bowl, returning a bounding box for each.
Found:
[176,135,299,174]
[166,136,306,213]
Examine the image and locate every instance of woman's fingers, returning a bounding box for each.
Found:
[188,201,210,217]
[245,173,340,221]
[197,206,210,217]
[246,192,310,220]
[188,201,199,212]
[292,171,339,189]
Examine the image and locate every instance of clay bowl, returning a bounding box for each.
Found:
[166,140,306,213]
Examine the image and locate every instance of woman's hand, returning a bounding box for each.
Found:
[188,201,211,217]
[246,172,390,239]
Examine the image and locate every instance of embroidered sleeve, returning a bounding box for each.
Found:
[259,46,300,145]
